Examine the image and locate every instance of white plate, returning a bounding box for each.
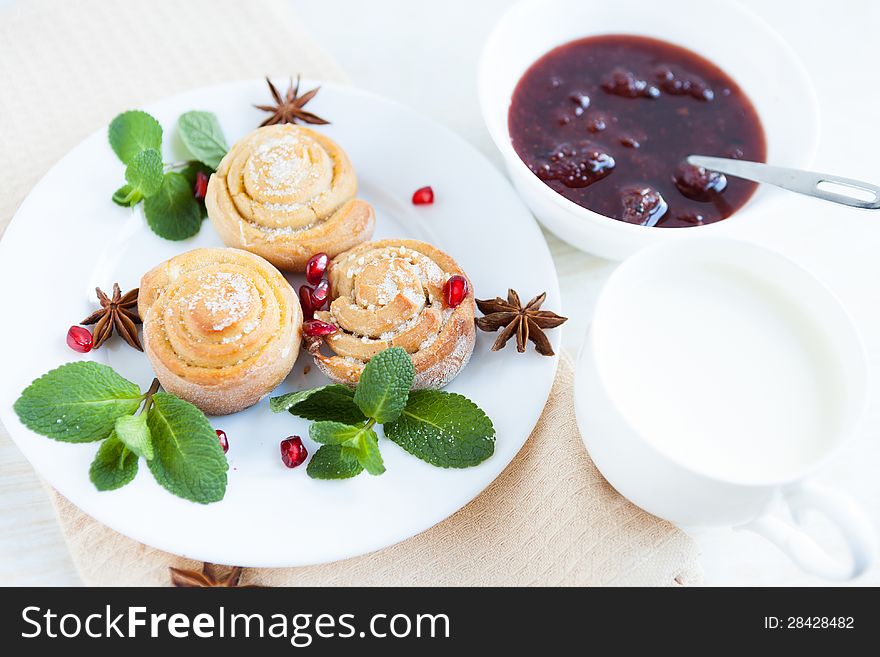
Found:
[0,80,560,567]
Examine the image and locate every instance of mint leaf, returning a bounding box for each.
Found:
[89,433,138,491]
[146,393,227,503]
[114,413,153,460]
[353,347,414,424]
[178,111,228,169]
[270,385,366,424]
[354,428,384,475]
[112,184,142,207]
[13,362,142,443]
[385,390,495,468]
[308,421,384,475]
[309,420,364,445]
[143,172,201,240]
[306,445,364,480]
[108,110,163,164]
[124,148,164,198]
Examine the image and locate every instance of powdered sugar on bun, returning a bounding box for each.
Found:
[206,124,375,272]
[139,248,302,415]
[310,239,476,389]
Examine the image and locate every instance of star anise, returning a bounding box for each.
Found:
[81,283,142,351]
[475,289,567,356]
[255,75,330,127]
[170,563,259,587]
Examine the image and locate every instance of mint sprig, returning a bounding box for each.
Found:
[107,109,228,240]
[177,111,229,170]
[89,433,138,491]
[14,363,228,504]
[108,111,163,165]
[271,347,495,479]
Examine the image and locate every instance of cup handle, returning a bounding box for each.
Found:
[739,482,878,580]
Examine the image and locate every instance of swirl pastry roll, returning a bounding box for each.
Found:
[310,239,476,389]
[206,124,375,272]
[139,248,302,415]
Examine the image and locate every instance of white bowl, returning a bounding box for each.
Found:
[479,0,820,260]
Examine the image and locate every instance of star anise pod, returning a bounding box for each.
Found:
[81,283,142,351]
[170,563,259,587]
[475,289,567,356]
[255,75,330,127]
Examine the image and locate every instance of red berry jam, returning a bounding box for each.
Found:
[509,35,765,227]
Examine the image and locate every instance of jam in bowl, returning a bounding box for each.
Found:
[478,0,819,259]
[508,34,767,228]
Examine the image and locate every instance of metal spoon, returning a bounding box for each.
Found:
[687,155,880,210]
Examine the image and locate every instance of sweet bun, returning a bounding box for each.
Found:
[309,239,476,389]
[206,124,375,272]
[139,247,302,415]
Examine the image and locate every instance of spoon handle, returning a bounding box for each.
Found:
[688,155,880,210]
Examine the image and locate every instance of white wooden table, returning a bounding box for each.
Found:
[1,0,878,585]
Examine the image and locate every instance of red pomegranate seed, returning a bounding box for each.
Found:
[311,280,330,309]
[193,170,209,201]
[299,285,315,320]
[443,275,469,308]
[66,326,93,353]
[412,186,434,205]
[216,429,229,453]
[305,252,329,285]
[302,319,338,337]
[280,436,308,468]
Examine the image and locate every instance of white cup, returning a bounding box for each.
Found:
[574,237,877,580]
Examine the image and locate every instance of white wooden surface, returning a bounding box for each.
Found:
[1,0,878,585]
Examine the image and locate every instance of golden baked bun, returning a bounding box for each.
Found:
[309,239,476,389]
[139,248,302,415]
[206,124,375,272]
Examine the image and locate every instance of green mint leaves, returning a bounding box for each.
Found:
[143,171,201,240]
[271,347,495,480]
[13,362,142,443]
[177,111,229,170]
[108,111,163,164]
[270,384,367,423]
[385,390,495,468]
[306,445,364,480]
[89,433,139,491]
[14,362,227,504]
[114,413,153,460]
[146,393,228,504]
[108,109,228,240]
[353,347,415,423]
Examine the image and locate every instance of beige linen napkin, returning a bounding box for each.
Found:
[0,0,702,586]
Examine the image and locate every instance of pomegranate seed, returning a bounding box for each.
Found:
[311,280,330,309]
[66,326,93,353]
[443,275,469,308]
[302,319,338,337]
[305,252,329,285]
[193,170,209,201]
[216,429,229,454]
[299,285,315,320]
[281,436,308,468]
[412,186,434,205]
